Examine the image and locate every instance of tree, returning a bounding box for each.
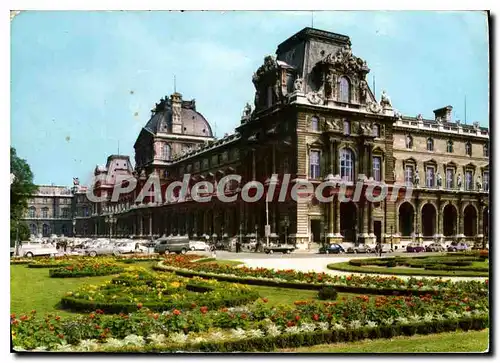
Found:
[11,147,37,242]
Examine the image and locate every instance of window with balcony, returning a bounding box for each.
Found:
[446,168,454,189]
[309,150,321,179]
[404,165,414,186]
[425,166,435,188]
[465,170,473,190]
[340,148,355,181]
[373,156,382,181]
[339,77,350,103]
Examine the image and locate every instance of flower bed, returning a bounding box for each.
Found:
[12,277,488,351]
[327,256,489,277]
[59,267,259,314]
[49,261,125,278]
[155,257,484,294]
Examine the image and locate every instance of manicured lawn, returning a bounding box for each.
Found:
[197,258,244,266]
[10,261,155,317]
[328,261,489,277]
[280,329,489,353]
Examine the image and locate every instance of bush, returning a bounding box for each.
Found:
[317,287,338,300]
[386,260,397,268]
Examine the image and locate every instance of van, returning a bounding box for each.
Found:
[154,236,190,255]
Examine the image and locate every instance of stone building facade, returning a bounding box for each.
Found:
[42,27,489,248]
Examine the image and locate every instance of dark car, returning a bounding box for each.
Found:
[319,243,345,254]
[406,243,425,253]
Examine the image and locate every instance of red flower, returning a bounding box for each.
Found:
[95,325,101,329]
[173,309,181,316]
[286,321,295,327]
[10,313,15,319]
[200,306,208,314]
[96,309,104,314]
[221,307,228,312]
[312,314,319,321]
[153,313,159,320]
[262,298,268,303]
[295,315,300,321]
[137,303,143,309]
[191,302,197,308]
[49,325,55,331]
[20,315,28,321]
[89,313,96,319]
[31,310,36,314]
[241,313,247,319]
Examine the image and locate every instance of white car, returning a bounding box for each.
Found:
[19,242,58,258]
[189,241,210,251]
[115,241,149,254]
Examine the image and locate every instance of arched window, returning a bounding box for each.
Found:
[372,124,380,138]
[163,144,171,160]
[427,137,434,151]
[29,224,37,236]
[28,207,36,218]
[406,135,413,149]
[42,207,49,219]
[42,224,50,237]
[311,116,319,131]
[340,148,355,182]
[447,140,454,153]
[339,77,350,103]
[483,144,489,157]
[465,141,472,156]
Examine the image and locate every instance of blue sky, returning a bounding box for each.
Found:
[11,11,489,186]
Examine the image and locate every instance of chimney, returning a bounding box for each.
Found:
[171,92,183,134]
[433,105,453,123]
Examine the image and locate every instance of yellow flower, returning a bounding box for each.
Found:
[170,282,181,288]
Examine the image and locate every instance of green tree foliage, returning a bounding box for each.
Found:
[11,147,37,242]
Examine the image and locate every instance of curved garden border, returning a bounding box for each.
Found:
[153,262,443,296]
[327,260,489,278]
[49,266,125,278]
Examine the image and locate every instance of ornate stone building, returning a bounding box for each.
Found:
[71,27,489,248]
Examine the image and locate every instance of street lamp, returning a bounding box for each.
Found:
[390,226,394,251]
[283,216,289,245]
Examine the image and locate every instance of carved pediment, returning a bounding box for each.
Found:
[320,45,370,77]
[323,118,342,132]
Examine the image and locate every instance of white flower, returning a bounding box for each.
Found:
[246,329,265,338]
[32,346,48,352]
[423,313,434,322]
[77,339,99,351]
[13,346,26,352]
[331,323,346,331]
[147,333,166,345]
[266,324,281,337]
[366,321,378,328]
[434,313,446,321]
[396,317,409,325]
[408,314,421,323]
[299,323,316,333]
[103,338,125,348]
[284,326,300,334]
[54,343,73,352]
[317,322,329,331]
[446,311,460,320]
[209,331,226,341]
[349,320,363,329]
[461,311,472,318]
[168,332,188,344]
[123,334,145,346]
[230,328,247,340]
[190,336,206,344]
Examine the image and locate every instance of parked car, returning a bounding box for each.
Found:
[189,241,210,251]
[319,243,345,254]
[347,244,373,254]
[18,242,58,258]
[447,242,471,252]
[264,244,295,254]
[115,241,148,254]
[85,243,121,257]
[425,243,446,252]
[367,243,393,253]
[154,236,190,255]
[406,243,425,253]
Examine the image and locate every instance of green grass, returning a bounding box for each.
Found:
[10,261,155,317]
[197,258,243,266]
[280,329,489,353]
[328,261,489,277]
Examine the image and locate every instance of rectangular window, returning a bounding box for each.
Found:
[483,171,489,192]
[404,165,414,185]
[446,168,454,189]
[465,170,473,191]
[425,166,435,188]
[373,156,382,181]
[42,209,48,218]
[309,151,320,179]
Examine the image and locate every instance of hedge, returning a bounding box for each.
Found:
[28,263,71,269]
[49,266,124,278]
[153,263,441,297]
[84,316,489,353]
[59,290,260,314]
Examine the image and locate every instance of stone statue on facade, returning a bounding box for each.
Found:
[380,90,392,108]
[414,169,420,186]
[416,113,423,121]
[324,71,335,99]
[306,91,323,105]
[293,77,303,92]
[436,172,442,188]
[476,175,482,190]
[359,80,368,103]
[243,102,252,117]
[457,173,462,189]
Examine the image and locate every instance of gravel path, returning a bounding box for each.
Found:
[236,257,488,282]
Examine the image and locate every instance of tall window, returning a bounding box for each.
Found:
[446,168,454,189]
[28,207,36,218]
[372,124,380,138]
[483,144,489,157]
[483,171,489,192]
[427,138,434,151]
[83,206,89,217]
[406,135,413,149]
[343,120,351,135]
[425,166,435,188]
[163,144,171,160]
[340,148,355,181]
[311,116,319,131]
[29,224,37,236]
[42,224,50,237]
[447,140,454,153]
[42,207,49,218]
[465,142,472,156]
[373,156,382,181]
[61,208,70,218]
[465,170,473,190]
[309,150,321,179]
[339,77,350,103]
[404,165,414,185]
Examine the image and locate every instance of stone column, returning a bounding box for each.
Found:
[335,199,341,236]
[149,214,153,237]
[139,215,143,236]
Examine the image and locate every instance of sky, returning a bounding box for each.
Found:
[10,11,489,186]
